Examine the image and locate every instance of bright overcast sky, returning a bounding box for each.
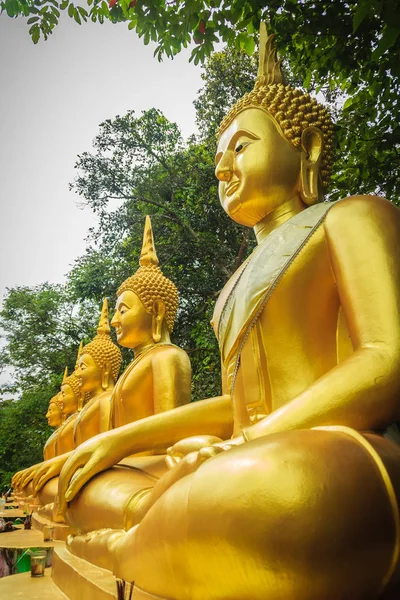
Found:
[0,15,203,307]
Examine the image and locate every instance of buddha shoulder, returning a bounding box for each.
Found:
[324,195,400,243]
[150,344,191,373]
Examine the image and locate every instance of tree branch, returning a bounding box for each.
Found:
[110,183,200,242]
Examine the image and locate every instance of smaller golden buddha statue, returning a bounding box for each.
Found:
[12,355,82,493]
[55,366,82,455]
[43,393,64,461]
[108,215,191,429]
[49,216,195,537]
[11,392,65,502]
[30,300,122,499]
[73,297,122,445]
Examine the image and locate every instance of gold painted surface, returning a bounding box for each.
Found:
[52,545,118,600]
[32,509,71,542]
[73,297,122,445]
[15,219,194,542]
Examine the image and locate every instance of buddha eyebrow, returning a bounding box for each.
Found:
[231,129,261,144]
[117,302,129,310]
[215,129,261,164]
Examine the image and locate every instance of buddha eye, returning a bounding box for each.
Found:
[235,141,250,154]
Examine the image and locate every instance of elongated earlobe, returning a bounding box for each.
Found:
[102,360,112,390]
[300,127,323,205]
[152,300,166,343]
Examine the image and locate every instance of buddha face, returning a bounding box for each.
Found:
[60,383,78,416]
[46,398,62,427]
[215,107,302,227]
[76,353,102,394]
[111,290,153,350]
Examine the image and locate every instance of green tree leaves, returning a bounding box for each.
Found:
[0,284,98,389]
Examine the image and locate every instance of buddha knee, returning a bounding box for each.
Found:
[181,430,398,597]
[37,476,59,506]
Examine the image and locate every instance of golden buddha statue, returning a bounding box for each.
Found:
[43,393,64,461]
[24,299,122,506]
[12,357,83,494]
[11,392,65,505]
[74,297,122,444]
[32,216,194,533]
[54,25,400,599]
[55,366,82,455]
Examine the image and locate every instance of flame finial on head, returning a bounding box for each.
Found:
[139,215,159,268]
[257,22,285,86]
[97,298,111,336]
[74,341,84,369]
[62,345,83,400]
[80,299,122,382]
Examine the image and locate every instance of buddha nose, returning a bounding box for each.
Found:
[215,151,233,182]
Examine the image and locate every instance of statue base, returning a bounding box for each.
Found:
[52,545,167,599]
[52,545,117,600]
[50,544,400,600]
[32,510,71,542]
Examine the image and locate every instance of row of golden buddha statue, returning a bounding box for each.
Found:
[12,24,400,599]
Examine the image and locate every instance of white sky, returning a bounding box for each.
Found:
[0,14,203,307]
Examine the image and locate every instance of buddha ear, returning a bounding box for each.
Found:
[152,300,166,343]
[299,126,323,206]
[102,360,112,390]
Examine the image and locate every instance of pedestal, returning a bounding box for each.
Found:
[32,510,71,542]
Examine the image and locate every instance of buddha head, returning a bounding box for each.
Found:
[215,23,335,228]
[75,299,122,399]
[60,362,82,418]
[111,216,179,352]
[46,393,64,428]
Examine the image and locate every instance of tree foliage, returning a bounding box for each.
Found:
[0,283,97,390]
[0,387,53,490]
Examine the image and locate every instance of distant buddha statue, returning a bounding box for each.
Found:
[53,25,400,600]
[12,391,65,504]
[74,298,122,445]
[107,215,191,430]
[29,216,193,532]
[43,393,64,461]
[55,366,83,456]
[12,348,83,497]
[20,300,122,508]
